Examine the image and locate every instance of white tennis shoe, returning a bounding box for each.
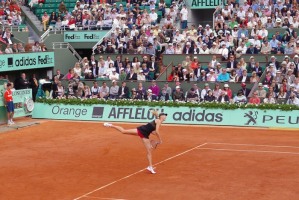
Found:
[104,122,112,127]
[147,166,156,174]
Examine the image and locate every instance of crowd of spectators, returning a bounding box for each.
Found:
[0,27,47,54]
[31,0,187,31]
[48,71,299,106]
[0,0,22,26]
[46,51,298,106]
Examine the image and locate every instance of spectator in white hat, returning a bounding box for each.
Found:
[199,43,210,54]
[165,43,175,54]
[209,42,219,54]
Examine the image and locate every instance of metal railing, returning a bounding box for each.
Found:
[52,42,82,61]
[92,24,116,54]
[40,29,50,42]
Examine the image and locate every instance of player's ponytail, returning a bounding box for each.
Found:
[151,109,159,119]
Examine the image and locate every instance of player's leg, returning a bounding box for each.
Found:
[6,111,11,125]
[142,138,156,174]
[104,123,138,136]
[10,102,15,124]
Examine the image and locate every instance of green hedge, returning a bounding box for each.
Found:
[36,98,299,111]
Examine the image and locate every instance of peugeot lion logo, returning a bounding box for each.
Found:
[244,111,258,125]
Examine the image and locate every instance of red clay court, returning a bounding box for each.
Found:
[0,120,299,200]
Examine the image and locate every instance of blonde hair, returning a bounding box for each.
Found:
[151,109,159,118]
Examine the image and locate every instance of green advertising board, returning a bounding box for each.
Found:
[32,103,299,129]
[190,0,222,9]
[0,88,33,124]
[0,52,55,72]
[64,31,109,42]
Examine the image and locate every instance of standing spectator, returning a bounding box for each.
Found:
[4,83,15,125]
[180,4,188,29]
[29,74,39,101]
[14,73,29,90]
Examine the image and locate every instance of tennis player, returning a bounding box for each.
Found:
[103,110,167,174]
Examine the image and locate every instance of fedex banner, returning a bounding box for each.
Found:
[64,31,109,42]
[0,52,55,72]
[32,103,299,128]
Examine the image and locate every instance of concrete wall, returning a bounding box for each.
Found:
[53,48,79,75]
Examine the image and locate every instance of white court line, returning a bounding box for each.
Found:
[84,196,127,200]
[197,147,299,155]
[73,143,208,200]
[207,142,299,149]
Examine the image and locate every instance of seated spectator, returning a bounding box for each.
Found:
[263,93,277,104]
[217,68,230,82]
[83,83,91,99]
[223,83,232,99]
[238,69,250,83]
[260,40,271,55]
[277,86,287,99]
[99,82,109,99]
[59,1,67,14]
[126,68,137,81]
[32,41,42,52]
[250,71,259,83]
[204,90,216,102]
[286,85,298,99]
[245,43,259,54]
[186,88,199,102]
[109,68,119,81]
[212,83,222,99]
[249,92,261,105]
[12,43,18,53]
[158,88,170,101]
[172,86,184,101]
[49,12,57,26]
[5,44,13,54]
[42,12,49,31]
[118,82,129,99]
[286,92,299,106]
[233,90,247,103]
[218,91,230,103]
[145,89,158,101]
[130,88,139,100]
[91,81,100,98]
[137,69,146,82]
[109,80,119,99]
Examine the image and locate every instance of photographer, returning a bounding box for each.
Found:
[286,93,299,106]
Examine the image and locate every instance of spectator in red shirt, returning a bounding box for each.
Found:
[249,91,261,104]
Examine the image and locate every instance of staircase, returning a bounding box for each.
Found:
[21,6,44,32]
